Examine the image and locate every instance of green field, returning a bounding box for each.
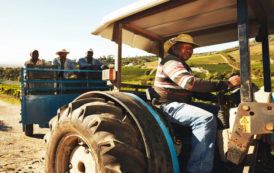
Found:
[252,78,274,89]
[121,49,273,88]
[197,64,232,74]
[188,54,226,65]
[251,63,274,75]
[0,83,20,98]
[121,66,155,85]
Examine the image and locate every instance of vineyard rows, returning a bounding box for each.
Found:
[0,84,20,98]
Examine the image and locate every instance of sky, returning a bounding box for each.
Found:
[0,0,239,66]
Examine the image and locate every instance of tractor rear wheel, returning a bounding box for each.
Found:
[46,98,146,173]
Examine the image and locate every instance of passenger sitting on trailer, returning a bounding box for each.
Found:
[24,50,45,67]
[154,34,240,173]
[78,49,108,70]
[53,49,76,79]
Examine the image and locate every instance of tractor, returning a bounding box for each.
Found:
[45,0,274,172]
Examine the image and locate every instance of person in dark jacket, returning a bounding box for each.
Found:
[78,49,107,70]
[154,34,240,173]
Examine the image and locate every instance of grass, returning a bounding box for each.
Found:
[121,66,155,85]
[0,94,20,105]
[251,63,274,76]
[188,54,226,65]
[0,83,21,98]
[196,64,233,74]
[228,42,274,59]
[252,78,274,89]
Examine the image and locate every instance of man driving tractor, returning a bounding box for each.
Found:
[154,34,241,173]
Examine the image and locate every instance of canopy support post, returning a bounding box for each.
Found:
[113,23,123,90]
[237,0,253,102]
[261,23,271,92]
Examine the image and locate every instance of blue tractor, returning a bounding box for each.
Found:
[44,0,274,172]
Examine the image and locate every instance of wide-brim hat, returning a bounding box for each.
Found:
[164,34,199,53]
[56,49,70,55]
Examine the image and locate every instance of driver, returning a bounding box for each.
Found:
[154,34,240,173]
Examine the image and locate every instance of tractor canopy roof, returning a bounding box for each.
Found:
[92,0,274,55]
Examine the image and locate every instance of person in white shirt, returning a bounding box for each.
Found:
[24,50,45,67]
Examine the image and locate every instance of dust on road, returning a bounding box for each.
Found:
[0,100,49,173]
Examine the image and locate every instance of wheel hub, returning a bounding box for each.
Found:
[69,145,96,173]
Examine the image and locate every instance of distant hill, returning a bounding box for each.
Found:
[139,34,274,87]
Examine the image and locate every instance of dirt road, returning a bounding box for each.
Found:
[0,100,49,173]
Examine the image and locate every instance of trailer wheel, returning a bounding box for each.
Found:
[24,124,33,136]
[46,99,146,173]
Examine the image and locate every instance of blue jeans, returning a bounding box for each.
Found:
[160,102,219,173]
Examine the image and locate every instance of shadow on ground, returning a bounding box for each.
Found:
[31,134,45,139]
[0,120,12,131]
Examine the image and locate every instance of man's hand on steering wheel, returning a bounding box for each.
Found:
[228,75,240,88]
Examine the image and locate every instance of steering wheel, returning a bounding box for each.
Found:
[217,85,241,105]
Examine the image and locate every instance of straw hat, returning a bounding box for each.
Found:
[164,34,199,53]
[56,49,70,55]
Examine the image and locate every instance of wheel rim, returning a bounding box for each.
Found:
[55,133,98,173]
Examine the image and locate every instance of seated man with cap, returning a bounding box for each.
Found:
[78,49,108,70]
[24,50,45,67]
[154,34,240,173]
[53,49,76,79]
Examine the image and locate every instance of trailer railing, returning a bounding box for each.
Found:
[20,67,112,132]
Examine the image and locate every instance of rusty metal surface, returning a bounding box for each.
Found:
[239,102,274,134]
[227,102,274,164]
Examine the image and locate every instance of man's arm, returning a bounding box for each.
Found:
[192,92,218,102]
[162,59,229,93]
[93,59,108,70]
[69,60,76,70]
[93,59,104,66]
[78,58,91,68]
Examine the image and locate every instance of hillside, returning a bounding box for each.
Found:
[140,35,274,87]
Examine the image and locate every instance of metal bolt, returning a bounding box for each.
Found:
[242,105,250,111]
[84,149,89,154]
[266,123,274,131]
[69,163,73,169]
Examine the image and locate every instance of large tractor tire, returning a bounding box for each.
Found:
[45,92,176,173]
